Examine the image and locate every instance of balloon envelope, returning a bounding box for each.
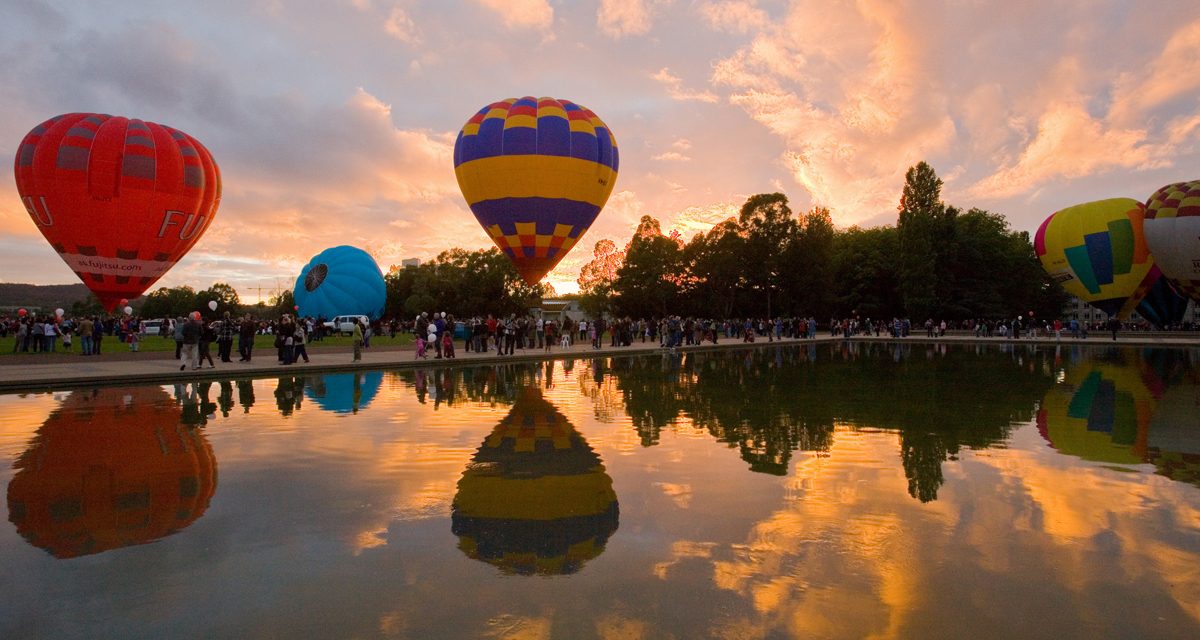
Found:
[123,306,133,315]
[1037,352,1159,465]
[453,97,618,286]
[54,308,63,317]
[1035,198,1158,319]
[208,300,217,311]
[305,372,383,414]
[13,113,221,311]
[1144,180,1200,303]
[451,387,618,575]
[6,387,216,558]
[293,246,386,320]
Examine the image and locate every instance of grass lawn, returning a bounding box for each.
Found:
[0,332,414,356]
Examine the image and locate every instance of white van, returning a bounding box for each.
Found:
[324,315,369,336]
[142,319,165,336]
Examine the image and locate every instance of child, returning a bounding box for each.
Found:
[441,328,455,359]
[415,335,427,359]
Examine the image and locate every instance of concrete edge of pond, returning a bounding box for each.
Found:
[1,333,1198,394]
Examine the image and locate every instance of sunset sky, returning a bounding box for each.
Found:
[1,0,1198,299]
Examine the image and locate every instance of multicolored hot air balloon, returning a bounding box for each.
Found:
[13,113,221,311]
[1035,198,1175,321]
[451,387,618,576]
[1037,352,1160,465]
[293,246,386,320]
[6,387,217,559]
[1144,180,1200,303]
[453,97,619,286]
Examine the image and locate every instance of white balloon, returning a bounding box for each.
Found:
[208,300,218,311]
[123,306,133,315]
[55,308,64,317]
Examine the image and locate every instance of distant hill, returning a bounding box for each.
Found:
[0,283,99,311]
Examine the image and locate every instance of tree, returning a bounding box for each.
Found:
[195,282,240,315]
[139,285,197,319]
[682,219,745,318]
[781,206,836,319]
[69,294,104,318]
[612,216,682,318]
[739,193,797,317]
[578,239,625,319]
[833,226,902,318]
[897,161,947,319]
[269,289,295,317]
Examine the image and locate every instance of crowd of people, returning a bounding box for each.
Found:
[3,304,1198,367]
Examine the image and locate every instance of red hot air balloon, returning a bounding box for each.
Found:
[13,113,221,311]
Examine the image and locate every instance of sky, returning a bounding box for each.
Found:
[1,0,1198,300]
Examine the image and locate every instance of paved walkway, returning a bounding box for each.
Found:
[0,332,1197,392]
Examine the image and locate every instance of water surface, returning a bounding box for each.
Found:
[1,343,1198,639]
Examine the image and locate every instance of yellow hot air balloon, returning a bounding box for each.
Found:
[1035,198,1159,319]
[453,97,618,286]
[451,387,618,575]
[1037,352,1159,465]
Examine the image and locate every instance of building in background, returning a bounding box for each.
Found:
[1063,296,1200,326]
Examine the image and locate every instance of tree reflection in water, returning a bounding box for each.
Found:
[606,342,1057,501]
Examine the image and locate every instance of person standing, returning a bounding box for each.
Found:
[43,318,58,352]
[31,320,44,353]
[352,319,364,361]
[93,316,105,355]
[1107,316,1120,341]
[180,315,200,371]
[217,311,235,362]
[78,316,93,356]
[239,314,256,362]
[293,321,310,363]
[174,316,186,360]
[433,313,445,359]
[199,319,216,368]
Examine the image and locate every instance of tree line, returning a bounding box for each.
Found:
[579,161,1067,322]
[108,161,1065,324]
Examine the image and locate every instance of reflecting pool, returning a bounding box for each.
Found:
[1,343,1199,639]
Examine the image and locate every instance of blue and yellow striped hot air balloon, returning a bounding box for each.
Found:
[453,97,618,285]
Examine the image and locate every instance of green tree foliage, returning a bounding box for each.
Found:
[578,239,625,318]
[682,219,745,318]
[381,247,545,319]
[68,294,105,318]
[781,207,836,319]
[195,282,241,315]
[833,226,902,318]
[739,193,797,317]
[269,289,295,317]
[139,285,198,319]
[590,165,1064,323]
[897,161,948,319]
[612,216,682,317]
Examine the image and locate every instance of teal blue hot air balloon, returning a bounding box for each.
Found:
[305,372,383,414]
[293,246,386,320]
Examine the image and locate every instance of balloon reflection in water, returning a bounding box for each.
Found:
[6,387,217,558]
[451,387,618,575]
[1038,349,1200,485]
[305,372,383,415]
